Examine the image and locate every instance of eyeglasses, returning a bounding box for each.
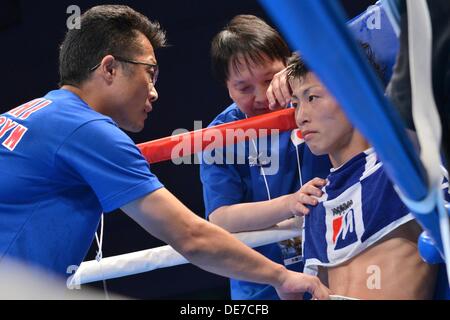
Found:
[90,56,159,85]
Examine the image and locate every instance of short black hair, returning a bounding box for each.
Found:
[211,14,291,83]
[287,42,385,84]
[59,5,167,86]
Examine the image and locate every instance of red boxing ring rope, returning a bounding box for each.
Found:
[138,108,300,164]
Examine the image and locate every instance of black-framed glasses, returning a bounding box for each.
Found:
[89,56,159,85]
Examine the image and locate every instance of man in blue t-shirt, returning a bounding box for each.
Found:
[0,5,330,299]
[200,15,331,300]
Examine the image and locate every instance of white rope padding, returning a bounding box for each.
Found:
[68,217,302,288]
[406,0,442,194]
[405,0,450,285]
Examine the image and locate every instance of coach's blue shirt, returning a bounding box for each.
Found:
[0,89,163,276]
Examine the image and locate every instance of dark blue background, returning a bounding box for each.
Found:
[0,0,374,299]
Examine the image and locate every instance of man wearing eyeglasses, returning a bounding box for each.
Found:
[0,5,329,299]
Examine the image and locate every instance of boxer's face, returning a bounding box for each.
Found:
[226,55,285,117]
[290,73,353,157]
[110,32,158,132]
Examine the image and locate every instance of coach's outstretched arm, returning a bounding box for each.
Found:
[122,188,330,300]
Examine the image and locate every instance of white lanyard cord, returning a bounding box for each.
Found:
[95,214,110,299]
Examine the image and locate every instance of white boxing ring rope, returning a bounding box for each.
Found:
[69,218,302,288]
